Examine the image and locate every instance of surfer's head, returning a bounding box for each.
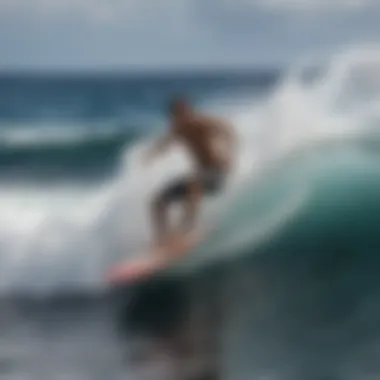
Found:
[168,96,192,121]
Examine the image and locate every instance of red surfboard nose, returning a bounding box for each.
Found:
[106,258,164,284]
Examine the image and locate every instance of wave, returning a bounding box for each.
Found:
[167,138,380,273]
[154,45,380,274]
[115,137,380,380]
[0,124,143,181]
[2,44,380,296]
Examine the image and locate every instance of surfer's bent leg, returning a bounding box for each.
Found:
[151,170,224,244]
[151,196,168,246]
[151,176,194,245]
[181,177,203,233]
[181,169,225,232]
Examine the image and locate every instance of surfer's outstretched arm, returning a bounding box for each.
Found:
[144,133,176,164]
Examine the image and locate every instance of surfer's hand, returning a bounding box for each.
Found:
[142,150,153,166]
[141,134,173,166]
[142,144,159,166]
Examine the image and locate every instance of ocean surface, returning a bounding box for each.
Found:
[2,47,380,380]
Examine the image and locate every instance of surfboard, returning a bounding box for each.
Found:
[106,230,205,285]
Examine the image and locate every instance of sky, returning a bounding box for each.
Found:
[0,0,379,71]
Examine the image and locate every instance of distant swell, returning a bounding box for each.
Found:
[0,128,143,181]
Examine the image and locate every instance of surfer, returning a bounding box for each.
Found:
[144,96,236,248]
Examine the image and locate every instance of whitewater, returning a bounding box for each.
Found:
[1,45,380,296]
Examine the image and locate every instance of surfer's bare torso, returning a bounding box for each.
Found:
[172,114,233,173]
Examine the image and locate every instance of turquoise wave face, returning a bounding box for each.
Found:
[253,147,380,261]
[168,139,380,274]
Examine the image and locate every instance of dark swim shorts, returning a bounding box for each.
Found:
[160,168,226,203]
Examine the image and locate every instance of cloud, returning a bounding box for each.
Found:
[0,0,209,69]
[218,0,376,12]
[0,0,379,69]
[0,0,194,26]
[0,0,376,26]
[256,0,376,11]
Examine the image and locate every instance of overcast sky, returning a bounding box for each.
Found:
[0,0,379,71]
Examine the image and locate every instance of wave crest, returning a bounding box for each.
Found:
[3,45,380,295]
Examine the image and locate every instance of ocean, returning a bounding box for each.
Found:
[1,47,380,380]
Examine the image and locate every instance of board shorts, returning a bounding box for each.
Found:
[160,167,226,203]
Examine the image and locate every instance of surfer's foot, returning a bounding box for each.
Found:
[151,236,171,251]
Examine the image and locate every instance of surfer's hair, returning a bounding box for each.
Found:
[168,95,191,114]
